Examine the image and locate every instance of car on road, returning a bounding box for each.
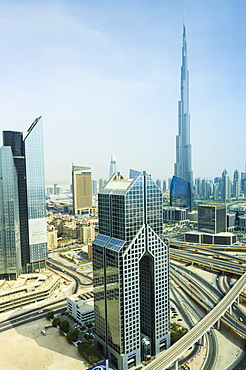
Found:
[178,319,182,321]
[39,310,44,314]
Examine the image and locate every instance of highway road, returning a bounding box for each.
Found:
[46,258,93,286]
[170,263,246,369]
[0,302,66,333]
[170,266,246,336]
[172,262,246,326]
[170,248,245,275]
[170,284,218,370]
[169,240,246,252]
[145,271,246,370]
[170,242,246,264]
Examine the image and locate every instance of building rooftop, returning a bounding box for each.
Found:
[198,203,226,209]
[68,291,94,303]
[185,231,235,237]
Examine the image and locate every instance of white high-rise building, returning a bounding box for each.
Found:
[222,169,230,202]
[109,154,117,179]
[233,169,240,199]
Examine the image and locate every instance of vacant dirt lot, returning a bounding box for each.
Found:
[0,318,88,370]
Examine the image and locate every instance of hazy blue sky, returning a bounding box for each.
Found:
[0,0,245,184]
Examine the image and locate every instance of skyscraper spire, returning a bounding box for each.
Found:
[109,154,117,179]
[174,24,193,187]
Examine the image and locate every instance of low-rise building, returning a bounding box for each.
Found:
[67,292,94,325]
[238,215,246,230]
[163,206,187,223]
[0,273,60,314]
[227,212,236,231]
[187,210,198,222]
[184,231,236,245]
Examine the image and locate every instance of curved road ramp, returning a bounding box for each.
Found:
[145,272,246,370]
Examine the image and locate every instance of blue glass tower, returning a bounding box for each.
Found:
[2,116,47,274]
[2,130,30,265]
[25,117,47,264]
[170,175,192,212]
[0,147,22,279]
[174,25,193,187]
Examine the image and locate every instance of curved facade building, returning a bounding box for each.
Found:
[170,175,192,212]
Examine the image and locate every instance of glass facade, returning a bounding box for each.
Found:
[198,204,226,234]
[93,172,170,370]
[170,175,192,212]
[25,117,47,263]
[3,130,30,265]
[0,147,22,279]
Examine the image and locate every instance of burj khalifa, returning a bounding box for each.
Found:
[174,24,193,187]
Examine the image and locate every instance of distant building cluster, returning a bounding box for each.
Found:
[194,169,246,202]
[46,212,96,253]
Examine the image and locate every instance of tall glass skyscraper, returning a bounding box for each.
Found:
[25,117,47,264]
[109,154,117,179]
[2,116,47,276]
[2,130,30,265]
[174,25,193,187]
[0,147,22,279]
[93,172,170,370]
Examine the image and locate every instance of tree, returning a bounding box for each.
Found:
[87,355,101,365]
[52,317,61,327]
[78,342,100,364]
[171,324,188,344]
[59,320,70,333]
[46,311,54,320]
[67,329,79,343]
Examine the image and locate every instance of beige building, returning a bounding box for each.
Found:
[72,165,92,215]
[77,220,95,244]
[63,221,78,239]
[47,224,58,250]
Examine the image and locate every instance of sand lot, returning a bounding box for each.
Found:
[0,318,88,370]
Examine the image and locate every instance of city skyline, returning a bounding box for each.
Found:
[0,1,245,183]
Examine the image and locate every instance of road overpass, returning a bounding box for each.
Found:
[145,272,246,370]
